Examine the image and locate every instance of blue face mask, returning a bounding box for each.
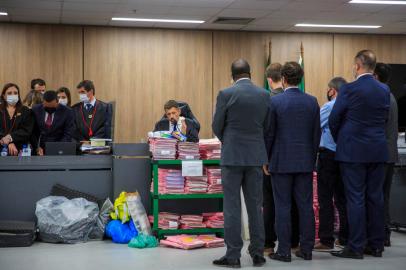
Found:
[79,93,89,103]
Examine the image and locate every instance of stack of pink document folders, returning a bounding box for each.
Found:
[206,167,223,193]
[149,212,180,230]
[184,176,208,193]
[160,234,224,250]
[180,215,205,229]
[203,212,224,228]
[157,169,184,194]
[149,138,178,160]
[199,138,221,159]
[177,142,200,160]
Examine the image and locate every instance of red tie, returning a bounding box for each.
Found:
[45,113,52,129]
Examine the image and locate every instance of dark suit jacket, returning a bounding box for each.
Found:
[385,92,398,164]
[160,101,200,132]
[153,118,199,142]
[72,100,113,141]
[0,105,34,151]
[212,79,270,166]
[329,74,390,163]
[265,88,320,173]
[32,104,74,149]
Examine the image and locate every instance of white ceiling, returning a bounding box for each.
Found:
[0,0,405,34]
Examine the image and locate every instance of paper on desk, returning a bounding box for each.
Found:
[182,160,203,177]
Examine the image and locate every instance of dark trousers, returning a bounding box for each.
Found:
[222,166,265,259]
[263,174,300,248]
[384,163,395,241]
[317,149,348,246]
[340,162,385,253]
[271,173,315,255]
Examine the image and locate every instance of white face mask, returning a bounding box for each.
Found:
[6,95,19,106]
[79,93,89,103]
[59,98,68,106]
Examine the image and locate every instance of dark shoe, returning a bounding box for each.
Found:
[213,257,241,268]
[331,248,363,259]
[269,252,292,262]
[295,250,312,260]
[252,255,266,267]
[384,239,391,247]
[364,247,383,257]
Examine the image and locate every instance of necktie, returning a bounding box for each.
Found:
[85,104,93,111]
[45,113,52,129]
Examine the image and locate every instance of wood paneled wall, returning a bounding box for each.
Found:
[1,23,406,142]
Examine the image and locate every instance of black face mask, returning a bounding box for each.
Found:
[44,107,56,114]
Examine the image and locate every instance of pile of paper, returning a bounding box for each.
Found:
[312,172,320,241]
[179,215,205,229]
[197,235,225,248]
[203,212,224,228]
[177,142,200,160]
[184,176,208,193]
[199,138,221,159]
[206,167,223,193]
[149,138,177,160]
[149,212,180,230]
[157,169,185,194]
[160,235,206,250]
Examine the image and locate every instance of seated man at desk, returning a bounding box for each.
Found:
[32,90,74,155]
[159,101,200,132]
[72,80,112,142]
[154,100,199,142]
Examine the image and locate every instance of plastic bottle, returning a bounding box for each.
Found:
[21,144,31,157]
[1,145,7,157]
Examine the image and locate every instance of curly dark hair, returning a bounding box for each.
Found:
[281,61,304,86]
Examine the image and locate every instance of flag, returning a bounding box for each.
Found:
[264,41,271,91]
[298,42,305,92]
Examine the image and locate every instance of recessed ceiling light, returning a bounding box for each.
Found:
[295,23,381,29]
[0,12,8,16]
[349,0,406,4]
[111,18,205,24]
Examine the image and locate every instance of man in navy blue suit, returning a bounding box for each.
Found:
[330,50,390,259]
[32,90,74,155]
[265,62,320,262]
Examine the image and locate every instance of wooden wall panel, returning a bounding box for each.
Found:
[0,23,83,100]
[333,34,406,82]
[84,27,213,143]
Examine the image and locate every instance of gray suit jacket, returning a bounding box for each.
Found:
[386,93,399,163]
[212,79,271,166]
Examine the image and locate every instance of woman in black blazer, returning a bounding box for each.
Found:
[0,83,34,155]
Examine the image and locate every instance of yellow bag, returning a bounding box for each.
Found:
[110,191,130,223]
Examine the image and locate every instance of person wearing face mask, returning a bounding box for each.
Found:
[31,90,74,156]
[57,87,72,107]
[0,83,35,156]
[23,78,46,108]
[72,80,112,141]
[153,100,199,142]
[330,50,390,259]
[315,77,348,252]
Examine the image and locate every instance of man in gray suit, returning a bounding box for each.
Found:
[212,59,270,268]
[374,62,399,247]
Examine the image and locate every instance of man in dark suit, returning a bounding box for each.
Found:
[265,61,320,262]
[72,80,112,141]
[263,62,300,256]
[32,90,74,155]
[153,100,199,142]
[212,59,269,268]
[374,62,398,247]
[160,101,200,132]
[330,50,390,259]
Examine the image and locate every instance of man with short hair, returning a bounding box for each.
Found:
[212,59,269,268]
[153,100,199,142]
[23,78,46,107]
[315,77,348,251]
[374,62,398,247]
[265,63,284,97]
[72,80,112,141]
[265,61,320,262]
[32,90,74,155]
[330,50,390,259]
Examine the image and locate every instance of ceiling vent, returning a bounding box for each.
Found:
[212,17,254,25]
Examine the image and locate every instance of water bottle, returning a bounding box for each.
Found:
[1,145,7,157]
[21,144,31,157]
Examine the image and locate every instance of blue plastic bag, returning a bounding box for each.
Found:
[105,219,138,244]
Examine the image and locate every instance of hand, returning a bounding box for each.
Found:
[37,147,44,156]
[1,136,11,145]
[8,143,18,156]
[262,164,270,176]
[181,118,187,134]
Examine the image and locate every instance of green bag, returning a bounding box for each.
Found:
[128,234,158,249]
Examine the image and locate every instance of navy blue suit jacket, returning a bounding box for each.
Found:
[32,104,74,148]
[265,88,320,173]
[329,74,390,163]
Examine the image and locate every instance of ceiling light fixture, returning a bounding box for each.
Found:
[112,17,204,23]
[349,0,406,4]
[295,23,381,28]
